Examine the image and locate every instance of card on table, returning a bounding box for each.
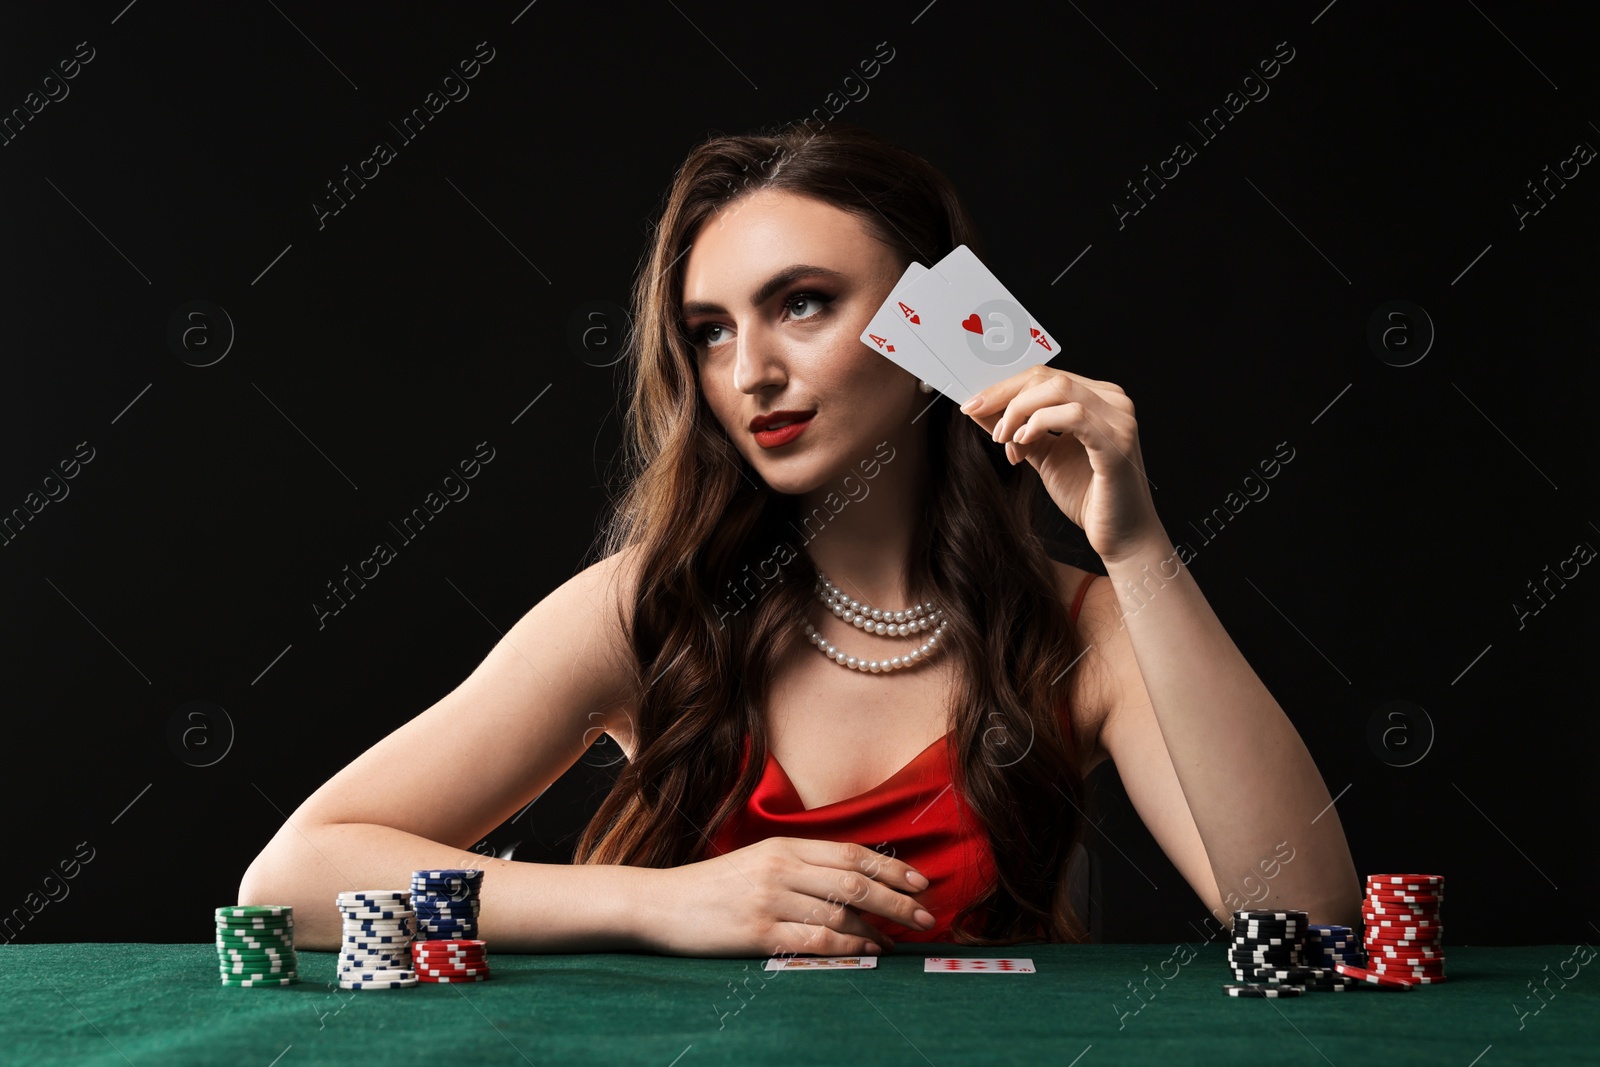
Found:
[764,955,879,970]
[878,245,1062,407]
[923,957,1037,973]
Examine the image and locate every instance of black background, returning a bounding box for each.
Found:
[1,1,1595,948]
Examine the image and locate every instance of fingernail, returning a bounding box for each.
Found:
[864,943,882,955]
[960,396,980,413]
[914,909,936,929]
[907,870,929,890]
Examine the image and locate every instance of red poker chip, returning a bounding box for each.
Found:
[416,973,491,983]
[416,966,492,978]
[1369,946,1445,958]
[1364,931,1444,942]
[1364,928,1444,939]
[1365,884,1444,895]
[1366,893,1443,906]
[1363,921,1444,933]
[1364,897,1442,910]
[1365,938,1444,949]
[1334,963,1414,989]
[1364,894,1441,906]
[1365,874,1444,886]
[416,939,487,950]
[1374,965,1447,977]
[1362,912,1438,925]
[1365,929,1442,940]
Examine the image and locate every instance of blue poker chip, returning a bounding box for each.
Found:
[410,870,482,884]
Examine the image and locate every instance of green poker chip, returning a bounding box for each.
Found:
[215,905,293,920]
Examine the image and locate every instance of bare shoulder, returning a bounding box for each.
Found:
[1049,559,1118,775]
[583,542,646,747]
[583,541,645,635]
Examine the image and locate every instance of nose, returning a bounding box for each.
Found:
[731,320,787,396]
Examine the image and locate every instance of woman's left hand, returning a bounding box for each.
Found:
[960,367,1164,563]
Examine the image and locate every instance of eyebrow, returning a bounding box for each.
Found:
[680,264,847,319]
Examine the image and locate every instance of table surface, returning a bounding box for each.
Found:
[1,943,1594,1066]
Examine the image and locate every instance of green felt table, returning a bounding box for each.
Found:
[1,943,1594,1066]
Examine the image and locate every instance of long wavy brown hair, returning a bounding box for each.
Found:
[572,118,1103,945]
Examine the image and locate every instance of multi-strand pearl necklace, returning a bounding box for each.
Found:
[803,570,948,673]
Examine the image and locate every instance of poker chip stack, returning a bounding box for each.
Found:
[1354,873,1446,987]
[409,868,490,983]
[1304,924,1363,971]
[216,905,298,987]
[1223,909,1358,997]
[337,890,418,989]
[412,938,492,983]
[410,869,483,942]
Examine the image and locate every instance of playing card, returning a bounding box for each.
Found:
[764,955,879,970]
[894,245,1061,405]
[858,261,971,398]
[923,957,1037,973]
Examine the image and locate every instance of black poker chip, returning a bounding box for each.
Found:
[1223,983,1303,997]
[1252,966,1331,983]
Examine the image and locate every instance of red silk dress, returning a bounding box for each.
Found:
[701,570,1099,943]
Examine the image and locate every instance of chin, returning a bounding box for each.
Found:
[742,449,829,497]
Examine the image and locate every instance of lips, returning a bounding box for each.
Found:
[751,414,815,449]
[749,409,817,432]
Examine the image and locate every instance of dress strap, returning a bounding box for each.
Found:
[1068,571,1097,623]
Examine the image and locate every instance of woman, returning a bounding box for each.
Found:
[240,119,1360,957]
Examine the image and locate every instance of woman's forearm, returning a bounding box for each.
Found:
[238,820,655,952]
[1105,530,1362,924]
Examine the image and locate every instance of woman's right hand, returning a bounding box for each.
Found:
[640,836,937,958]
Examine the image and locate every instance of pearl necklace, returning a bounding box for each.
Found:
[802,570,948,673]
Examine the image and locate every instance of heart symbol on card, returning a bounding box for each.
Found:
[961,313,983,334]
